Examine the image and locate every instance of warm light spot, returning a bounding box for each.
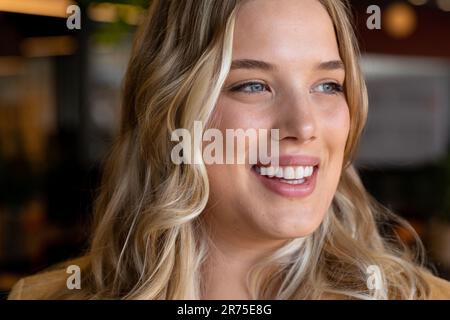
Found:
[437,0,450,12]
[384,3,417,38]
[88,2,144,25]
[88,2,117,23]
[0,0,74,18]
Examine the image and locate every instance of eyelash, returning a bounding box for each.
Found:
[314,82,344,95]
[229,81,271,94]
[229,81,344,95]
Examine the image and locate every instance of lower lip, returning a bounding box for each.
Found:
[252,166,318,198]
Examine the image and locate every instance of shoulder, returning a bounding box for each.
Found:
[8,257,90,300]
[421,270,450,300]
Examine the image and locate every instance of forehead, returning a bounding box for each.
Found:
[233,0,340,63]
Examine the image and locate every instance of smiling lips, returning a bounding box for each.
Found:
[252,155,320,197]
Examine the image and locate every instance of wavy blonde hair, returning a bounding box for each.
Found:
[49,0,431,299]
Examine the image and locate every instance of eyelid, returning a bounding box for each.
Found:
[228,80,271,92]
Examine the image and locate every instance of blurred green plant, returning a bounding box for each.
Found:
[79,0,150,9]
[79,0,151,45]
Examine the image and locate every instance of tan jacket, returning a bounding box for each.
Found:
[7,267,450,300]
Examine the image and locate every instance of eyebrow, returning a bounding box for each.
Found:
[316,60,345,71]
[230,59,275,71]
[229,59,345,71]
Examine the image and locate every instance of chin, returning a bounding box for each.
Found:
[256,206,326,240]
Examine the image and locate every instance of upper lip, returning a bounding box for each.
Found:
[255,155,320,167]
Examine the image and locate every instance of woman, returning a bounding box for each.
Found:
[9,0,450,299]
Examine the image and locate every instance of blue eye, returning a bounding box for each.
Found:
[230,82,269,93]
[314,82,344,94]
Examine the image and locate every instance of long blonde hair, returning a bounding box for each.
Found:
[50,0,431,299]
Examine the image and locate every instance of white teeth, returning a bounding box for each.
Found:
[284,167,295,179]
[282,178,306,185]
[295,166,304,179]
[255,165,315,180]
[275,167,284,178]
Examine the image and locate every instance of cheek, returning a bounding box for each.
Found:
[318,100,350,195]
[214,96,268,130]
[214,96,243,129]
[205,98,256,205]
[206,165,230,199]
[321,99,351,153]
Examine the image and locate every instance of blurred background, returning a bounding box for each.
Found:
[0,0,449,298]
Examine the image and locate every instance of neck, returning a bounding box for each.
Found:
[200,218,286,299]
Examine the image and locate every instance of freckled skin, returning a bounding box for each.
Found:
[205,0,350,250]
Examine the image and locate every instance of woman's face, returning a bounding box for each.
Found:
[205,0,350,244]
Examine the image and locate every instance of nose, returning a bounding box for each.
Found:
[274,91,317,144]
